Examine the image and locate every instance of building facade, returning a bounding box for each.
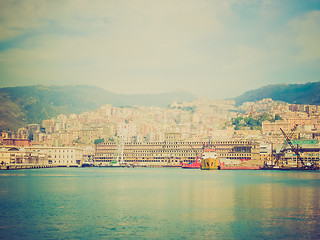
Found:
[95,140,259,166]
[0,146,84,166]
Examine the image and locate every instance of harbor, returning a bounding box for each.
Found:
[1,167,319,239]
[1,1,320,239]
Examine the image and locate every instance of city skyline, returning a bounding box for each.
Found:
[0,0,320,99]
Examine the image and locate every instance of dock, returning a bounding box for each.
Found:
[1,164,63,170]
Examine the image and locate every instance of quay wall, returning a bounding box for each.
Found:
[0,164,79,170]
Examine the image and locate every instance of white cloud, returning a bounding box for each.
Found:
[289,11,320,62]
[265,10,320,67]
[0,0,319,98]
[0,0,227,76]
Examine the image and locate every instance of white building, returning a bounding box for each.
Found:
[37,146,83,166]
[0,146,84,166]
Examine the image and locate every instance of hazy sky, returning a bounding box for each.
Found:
[0,0,320,99]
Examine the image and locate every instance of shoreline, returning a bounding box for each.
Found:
[1,164,319,171]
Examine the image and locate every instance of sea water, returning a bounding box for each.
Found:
[0,168,319,239]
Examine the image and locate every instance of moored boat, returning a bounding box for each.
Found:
[81,161,95,167]
[182,156,201,169]
[201,148,219,170]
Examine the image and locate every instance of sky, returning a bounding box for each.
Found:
[0,0,320,99]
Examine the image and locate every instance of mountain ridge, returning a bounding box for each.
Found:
[1,82,320,132]
[234,81,320,106]
[0,85,196,131]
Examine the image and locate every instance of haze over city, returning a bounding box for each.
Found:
[0,0,320,98]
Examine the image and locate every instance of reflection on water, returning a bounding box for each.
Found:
[0,168,319,239]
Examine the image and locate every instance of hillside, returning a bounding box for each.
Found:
[0,85,195,131]
[234,82,320,106]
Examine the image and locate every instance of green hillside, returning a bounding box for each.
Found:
[234,82,320,106]
[0,92,27,132]
[0,85,195,131]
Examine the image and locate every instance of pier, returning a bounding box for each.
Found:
[1,164,57,170]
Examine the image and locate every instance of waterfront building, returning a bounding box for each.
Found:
[95,139,259,166]
[0,146,47,165]
[281,140,320,167]
[0,147,21,164]
[259,142,274,165]
[0,146,84,166]
[270,139,320,168]
[31,146,84,166]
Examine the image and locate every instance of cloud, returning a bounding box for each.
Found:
[264,10,320,70]
[0,1,227,82]
[0,0,319,98]
[289,10,320,62]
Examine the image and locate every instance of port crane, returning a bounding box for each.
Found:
[279,127,304,168]
[112,135,125,165]
[274,124,298,166]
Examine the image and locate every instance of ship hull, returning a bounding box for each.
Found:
[181,163,201,169]
[201,158,219,170]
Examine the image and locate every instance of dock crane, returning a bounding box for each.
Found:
[280,127,304,168]
[274,124,298,166]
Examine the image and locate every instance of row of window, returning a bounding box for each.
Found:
[54,150,74,153]
[220,154,250,157]
[96,156,194,160]
[101,141,251,146]
[96,159,182,163]
[54,155,73,158]
[53,160,75,163]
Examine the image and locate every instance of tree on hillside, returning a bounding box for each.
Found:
[94,138,104,144]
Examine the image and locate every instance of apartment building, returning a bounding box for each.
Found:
[262,120,291,134]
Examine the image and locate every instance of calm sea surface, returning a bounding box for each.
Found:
[0,168,319,240]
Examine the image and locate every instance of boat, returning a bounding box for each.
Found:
[182,156,201,169]
[261,165,319,170]
[98,160,128,168]
[201,148,219,170]
[81,161,95,167]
